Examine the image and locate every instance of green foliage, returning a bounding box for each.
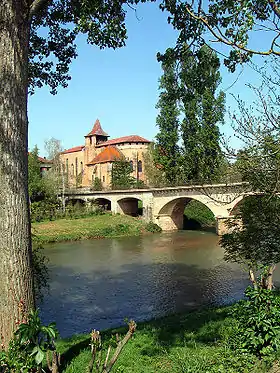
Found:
[56,306,271,373]
[184,200,215,227]
[143,143,166,187]
[28,146,46,202]
[29,0,142,94]
[0,310,58,372]
[31,199,105,223]
[155,49,181,184]
[155,45,225,184]
[111,158,136,189]
[161,0,280,70]
[145,221,162,233]
[179,45,225,183]
[221,195,280,289]
[235,135,280,193]
[32,245,49,303]
[231,287,280,358]
[92,177,103,191]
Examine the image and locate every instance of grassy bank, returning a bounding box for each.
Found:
[55,306,274,373]
[32,214,147,244]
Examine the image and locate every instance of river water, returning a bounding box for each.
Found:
[40,231,280,337]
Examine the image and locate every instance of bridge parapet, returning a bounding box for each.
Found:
[61,182,250,234]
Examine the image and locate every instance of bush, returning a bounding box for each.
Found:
[231,286,280,358]
[31,198,106,223]
[145,221,162,233]
[0,310,59,372]
[92,177,102,191]
[32,245,49,303]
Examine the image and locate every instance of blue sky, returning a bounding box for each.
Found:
[28,2,267,157]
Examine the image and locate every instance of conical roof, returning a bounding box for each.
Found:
[85,119,108,137]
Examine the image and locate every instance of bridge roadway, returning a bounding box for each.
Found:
[63,182,249,235]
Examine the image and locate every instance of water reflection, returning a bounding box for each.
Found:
[41,231,253,337]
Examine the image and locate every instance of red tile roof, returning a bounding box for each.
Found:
[61,145,84,154]
[28,152,52,164]
[85,119,109,137]
[38,156,52,164]
[95,135,150,147]
[87,146,123,165]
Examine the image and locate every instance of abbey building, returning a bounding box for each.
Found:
[60,119,151,189]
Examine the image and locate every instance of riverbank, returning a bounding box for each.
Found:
[32,214,148,244]
[56,305,272,373]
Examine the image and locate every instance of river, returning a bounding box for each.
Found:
[40,230,280,338]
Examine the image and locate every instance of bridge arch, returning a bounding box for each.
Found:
[228,195,245,215]
[117,197,143,217]
[66,197,86,207]
[93,198,112,211]
[156,196,218,231]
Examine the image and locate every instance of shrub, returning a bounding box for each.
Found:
[92,177,102,191]
[145,221,162,233]
[0,310,59,372]
[231,286,280,358]
[32,245,49,303]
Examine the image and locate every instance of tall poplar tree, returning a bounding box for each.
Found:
[155,49,180,184]
[155,45,225,184]
[180,45,225,182]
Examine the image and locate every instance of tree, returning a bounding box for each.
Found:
[221,195,280,290]
[143,143,166,187]
[28,146,45,202]
[220,64,280,289]
[44,137,66,211]
[179,45,225,182]
[161,0,280,71]
[111,158,135,189]
[155,45,225,184]
[92,177,103,191]
[0,0,147,347]
[154,49,180,184]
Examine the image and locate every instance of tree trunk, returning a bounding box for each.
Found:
[266,264,276,290]
[249,268,258,290]
[0,0,34,348]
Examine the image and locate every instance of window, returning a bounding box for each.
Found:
[66,159,69,174]
[80,161,83,174]
[90,137,92,145]
[102,176,105,182]
[75,157,78,176]
[129,160,133,172]
[138,160,142,173]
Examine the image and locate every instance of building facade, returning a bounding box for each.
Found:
[60,119,151,189]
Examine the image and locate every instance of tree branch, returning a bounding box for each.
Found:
[185,5,280,57]
[268,0,280,19]
[29,0,51,22]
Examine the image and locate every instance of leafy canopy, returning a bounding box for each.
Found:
[29,0,149,94]
[160,0,280,71]
[155,45,225,184]
[111,158,136,189]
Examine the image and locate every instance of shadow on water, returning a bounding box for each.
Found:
[39,232,251,369]
[183,215,216,233]
[40,261,248,338]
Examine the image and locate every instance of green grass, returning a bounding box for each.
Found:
[32,214,146,244]
[55,307,272,373]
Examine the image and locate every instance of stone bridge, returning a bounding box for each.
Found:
[63,182,250,235]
